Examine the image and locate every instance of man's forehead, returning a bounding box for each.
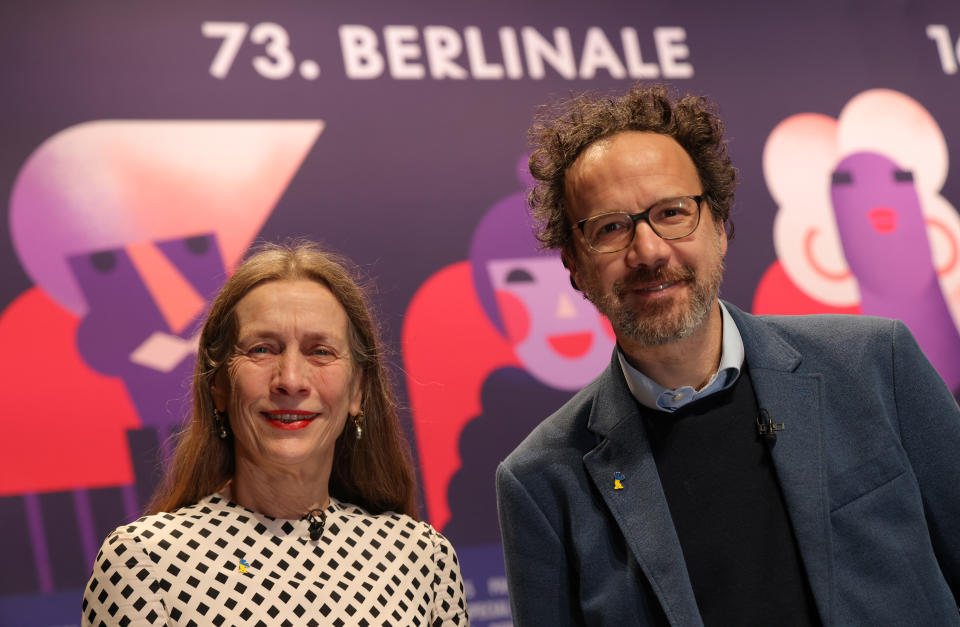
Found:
[564,132,695,203]
[574,131,684,168]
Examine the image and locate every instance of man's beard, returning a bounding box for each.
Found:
[579,254,724,347]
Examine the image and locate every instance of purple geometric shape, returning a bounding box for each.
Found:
[468,158,550,333]
[831,151,960,391]
[67,234,224,429]
[156,233,227,302]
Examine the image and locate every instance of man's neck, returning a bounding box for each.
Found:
[619,301,724,391]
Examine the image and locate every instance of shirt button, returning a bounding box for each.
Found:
[672,393,683,401]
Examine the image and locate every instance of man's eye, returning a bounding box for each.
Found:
[598,221,626,234]
[249,346,272,355]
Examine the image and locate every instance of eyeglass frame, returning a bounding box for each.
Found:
[572,195,705,254]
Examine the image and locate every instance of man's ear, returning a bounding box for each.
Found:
[561,248,582,293]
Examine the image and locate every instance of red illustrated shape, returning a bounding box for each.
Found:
[752,261,861,316]
[403,262,519,530]
[494,290,530,344]
[0,287,140,495]
[868,207,898,234]
[547,331,594,358]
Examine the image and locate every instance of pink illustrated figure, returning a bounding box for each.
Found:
[756,89,960,397]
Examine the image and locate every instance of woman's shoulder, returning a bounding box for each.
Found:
[330,499,459,561]
[331,499,441,536]
[102,494,234,545]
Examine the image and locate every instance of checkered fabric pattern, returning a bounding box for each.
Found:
[82,495,468,626]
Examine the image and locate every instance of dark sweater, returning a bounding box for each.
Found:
[641,366,821,626]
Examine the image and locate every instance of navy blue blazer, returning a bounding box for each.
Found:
[496,304,960,625]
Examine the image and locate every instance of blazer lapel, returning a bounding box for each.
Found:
[729,304,833,622]
[583,358,704,627]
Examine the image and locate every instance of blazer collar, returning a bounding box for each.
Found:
[583,352,704,625]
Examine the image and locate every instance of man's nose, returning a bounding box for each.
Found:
[273,350,309,396]
[624,220,671,268]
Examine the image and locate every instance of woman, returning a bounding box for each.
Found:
[82,242,469,626]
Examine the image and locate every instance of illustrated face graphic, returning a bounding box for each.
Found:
[68,233,225,427]
[9,120,324,430]
[563,131,726,347]
[213,280,362,474]
[486,256,614,390]
[831,151,938,294]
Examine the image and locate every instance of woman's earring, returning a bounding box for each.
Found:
[213,408,229,439]
[353,410,365,440]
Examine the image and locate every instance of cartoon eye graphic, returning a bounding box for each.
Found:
[185,235,211,255]
[893,169,914,183]
[90,250,117,273]
[831,171,853,185]
[505,268,535,283]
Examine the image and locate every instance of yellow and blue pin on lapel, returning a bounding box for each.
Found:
[613,472,625,490]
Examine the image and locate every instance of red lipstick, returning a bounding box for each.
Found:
[263,409,319,430]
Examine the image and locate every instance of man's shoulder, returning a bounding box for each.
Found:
[750,310,893,337]
[728,303,899,364]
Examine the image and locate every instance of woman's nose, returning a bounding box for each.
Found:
[273,351,309,395]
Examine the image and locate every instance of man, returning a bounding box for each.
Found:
[496,84,960,625]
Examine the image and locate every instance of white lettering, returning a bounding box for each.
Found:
[424,26,468,79]
[336,24,695,81]
[621,27,660,79]
[464,26,504,79]
[499,27,524,79]
[384,25,425,79]
[654,26,693,78]
[926,24,959,74]
[579,26,626,79]
[339,25,384,79]
[522,26,576,79]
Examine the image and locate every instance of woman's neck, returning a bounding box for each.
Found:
[226,460,332,520]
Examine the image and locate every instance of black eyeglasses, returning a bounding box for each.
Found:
[574,195,704,253]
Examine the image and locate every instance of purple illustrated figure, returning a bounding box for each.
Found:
[470,158,614,391]
[68,233,228,506]
[830,151,960,394]
[445,159,614,545]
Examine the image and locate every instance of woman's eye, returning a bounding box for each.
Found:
[309,347,337,361]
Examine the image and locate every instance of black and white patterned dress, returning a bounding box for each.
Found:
[81,494,469,626]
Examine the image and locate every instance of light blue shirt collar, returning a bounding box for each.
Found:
[617,301,745,413]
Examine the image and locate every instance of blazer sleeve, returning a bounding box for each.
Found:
[496,462,580,627]
[81,529,169,627]
[891,319,960,602]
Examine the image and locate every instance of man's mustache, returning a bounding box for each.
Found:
[614,265,696,295]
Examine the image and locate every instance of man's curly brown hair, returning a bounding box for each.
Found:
[528,83,737,252]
